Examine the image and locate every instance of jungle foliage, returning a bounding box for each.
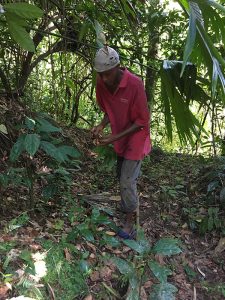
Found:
[0,0,224,153]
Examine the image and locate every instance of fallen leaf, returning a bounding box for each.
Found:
[64,248,72,262]
[83,295,93,300]
[214,238,225,254]
[155,254,165,265]
[90,271,100,282]
[105,231,116,236]
[0,284,10,299]
[143,280,153,289]
[86,242,97,252]
[99,266,112,281]
[109,196,121,201]
[140,287,148,300]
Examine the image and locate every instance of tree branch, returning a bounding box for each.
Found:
[0,66,12,95]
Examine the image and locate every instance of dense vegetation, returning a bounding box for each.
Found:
[0,1,225,300]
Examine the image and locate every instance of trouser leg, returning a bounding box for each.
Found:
[117,158,141,213]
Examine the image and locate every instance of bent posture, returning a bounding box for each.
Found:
[92,46,151,238]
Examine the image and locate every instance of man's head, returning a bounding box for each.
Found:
[94,46,121,87]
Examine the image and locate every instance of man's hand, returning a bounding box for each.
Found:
[99,134,117,145]
[91,124,104,138]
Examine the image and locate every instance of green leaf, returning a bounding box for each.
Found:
[10,134,26,162]
[57,145,80,159]
[181,2,197,76]
[25,134,40,156]
[5,11,27,26]
[80,229,94,242]
[102,235,120,247]
[126,288,139,300]
[150,283,178,300]
[7,21,35,52]
[40,141,65,162]
[4,3,43,19]
[36,118,62,133]
[79,21,90,42]
[123,238,150,254]
[153,238,182,256]
[25,116,35,130]
[149,260,172,283]
[79,260,89,273]
[112,257,133,275]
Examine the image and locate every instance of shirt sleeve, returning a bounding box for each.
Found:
[131,80,150,127]
[96,83,106,113]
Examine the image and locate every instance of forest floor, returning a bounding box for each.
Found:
[0,106,225,299]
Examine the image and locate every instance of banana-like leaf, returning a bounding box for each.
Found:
[161,60,208,144]
[178,0,225,101]
[181,1,203,76]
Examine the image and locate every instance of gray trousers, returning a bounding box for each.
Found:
[117,156,142,213]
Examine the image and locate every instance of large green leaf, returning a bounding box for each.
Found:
[112,257,134,275]
[40,141,65,162]
[5,11,27,26]
[57,145,80,159]
[4,3,43,19]
[161,61,207,144]
[24,134,40,156]
[10,134,26,162]
[7,20,35,52]
[149,260,172,283]
[152,238,182,256]
[150,283,178,300]
[123,238,150,254]
[36,118,62,133]
[181,2,197,75]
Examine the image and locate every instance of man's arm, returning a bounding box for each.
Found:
[99,123,143,145]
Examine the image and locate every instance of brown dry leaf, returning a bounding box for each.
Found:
[144,280,153,289]
[90,271,100,282]
[90,253,95,259]
[0,284,10,299]
[105,231,116,236]
[109,195,121,201]
[97,227,104,231]
[140,287,148,300]
[122,246,131,253]
[214,237,225,254]
[64,248,72,262]
[99,266,112,281]
[75,244,82,251]
[155,254,165,265]
[86,242,97,253]
[29,243,42,251]
[112,249,122,254]
[84,295,93,300]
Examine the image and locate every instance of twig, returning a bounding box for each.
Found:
[193,286,197,300]
[47,283,56,300]
[102,282,121,299]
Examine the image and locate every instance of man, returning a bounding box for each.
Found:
[91,46,151,239]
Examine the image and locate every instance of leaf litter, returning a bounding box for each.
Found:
[1,144,225,299]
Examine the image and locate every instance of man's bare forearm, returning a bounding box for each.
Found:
[115,123,142,140]
[100,114,109,129]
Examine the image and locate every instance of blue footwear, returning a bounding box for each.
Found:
[117,228,136,240]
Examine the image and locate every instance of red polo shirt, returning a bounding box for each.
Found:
[96,68,151,160]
